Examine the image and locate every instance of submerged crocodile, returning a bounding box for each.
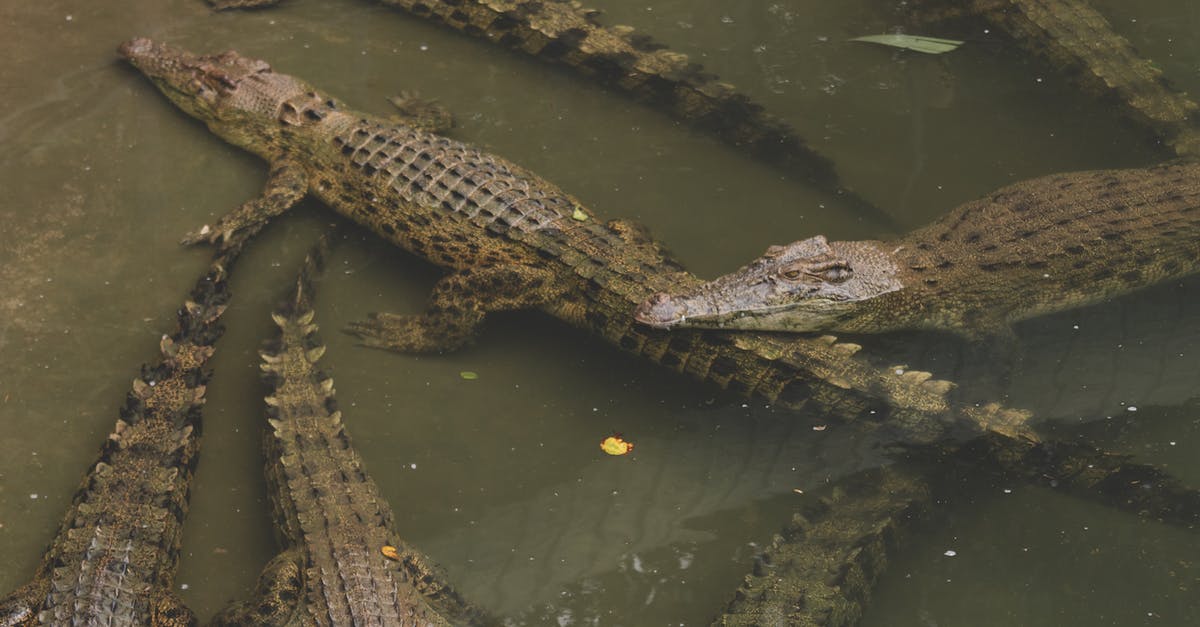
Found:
[0,243,244,626]
[117,36,1032,444]
[718,425,1200,626]
[906,0,1200,157]
[203,0,877,215]
[635,162,1200,337]
[213,240,485,625]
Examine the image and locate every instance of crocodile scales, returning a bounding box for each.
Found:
[212,240,486,626]
[0,243,244,626]
[117,37,1032,445]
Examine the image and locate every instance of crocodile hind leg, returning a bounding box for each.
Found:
[149,592,198,627]
[182,158,308,249]
[210,550,304,626]
[347,265,564,353]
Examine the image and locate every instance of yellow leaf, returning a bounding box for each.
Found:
[459,371,478,380]
[600,434,634,456]
[571,207,588,221]
[381,545,400,560]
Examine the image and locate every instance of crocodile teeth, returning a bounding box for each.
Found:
[306,346,327,362]
[271,312,289,327]
[260,351,282,364]
[320,378,335,394]
[264,395,280,407]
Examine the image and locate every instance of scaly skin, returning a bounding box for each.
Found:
[213,242,487,626]
[117,37,1031,445]
[0,244,244,627]
[637,162,1200,337]
[203,0,884,217]
[908,0,1200,157]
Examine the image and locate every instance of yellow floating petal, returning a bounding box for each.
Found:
[600,435,634,456]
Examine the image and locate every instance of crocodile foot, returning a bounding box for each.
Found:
[388,91,454,133]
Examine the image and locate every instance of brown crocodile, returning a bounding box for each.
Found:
[635,162,1200,337]
[905,0,1200,157]
[117,37,1037,445]
[201,0,881,217]
[212,239,486,625]
[0,243,244,627]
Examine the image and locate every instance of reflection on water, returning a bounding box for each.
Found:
[0,0,1197,624]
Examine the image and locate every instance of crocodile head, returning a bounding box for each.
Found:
[634,236,903,332]
[119,38,324,156]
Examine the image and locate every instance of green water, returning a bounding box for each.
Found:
[0,0,1197,624]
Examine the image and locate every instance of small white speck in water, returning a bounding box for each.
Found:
[410,463,417,469]
[419,44,429,51]
[1003,488,1012,494]
[29,494,38,499]
[65,15,73,21]
[1127,406,1138,412]
[180,584,189,590]
[943,550,957,557]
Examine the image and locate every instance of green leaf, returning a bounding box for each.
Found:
[850,34,964,55]
[571,206,588,221]
[459,371,478,380]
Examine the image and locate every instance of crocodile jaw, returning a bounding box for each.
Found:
[119,38,303,155]
[635,237,903,332]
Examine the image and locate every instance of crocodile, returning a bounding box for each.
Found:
[0,242,244,626]
[904,0,1200,157]
[717,426,1200,626]
[201,0,880,217]
[117,37,1039,445]
[117,38,1200,624]
[635,161,1200,337]
[211,238,486,626]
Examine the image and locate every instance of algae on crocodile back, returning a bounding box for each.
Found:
[0,242,243,627]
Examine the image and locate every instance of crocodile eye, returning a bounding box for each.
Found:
[779,268,803,281]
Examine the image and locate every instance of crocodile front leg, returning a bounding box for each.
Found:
[210,550,304,626]
[347,264,564,352]
[182,158,308,249]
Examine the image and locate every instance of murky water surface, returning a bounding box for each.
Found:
[1,0,1198,624]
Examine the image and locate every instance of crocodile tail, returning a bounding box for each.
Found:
[261,234,337,417]
[378,0,842,186]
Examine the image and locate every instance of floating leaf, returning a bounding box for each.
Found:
[571,206,588,221]
[600,434,634,456]
[850,34,964,55]
[459,371,478,380]
[381,545,400,560]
